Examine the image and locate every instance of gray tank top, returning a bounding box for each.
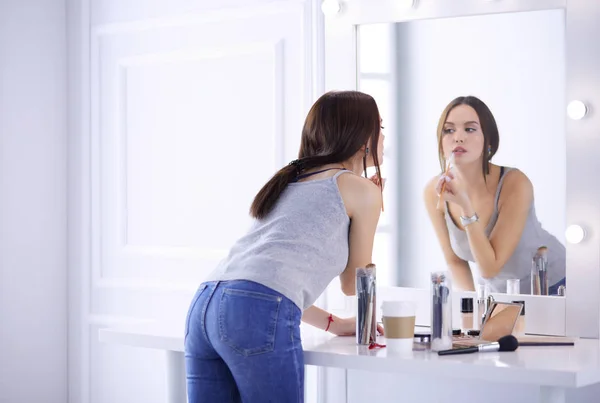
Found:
[445,167,566,294]
[205,169,352,310]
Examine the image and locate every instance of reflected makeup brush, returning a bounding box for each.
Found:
[436,152,455,210]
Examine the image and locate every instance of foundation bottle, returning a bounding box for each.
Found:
[461,297,474,332]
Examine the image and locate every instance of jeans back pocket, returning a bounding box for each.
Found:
[218,287,282,356]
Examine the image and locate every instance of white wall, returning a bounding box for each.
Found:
[359,10,566,288]
[0,1,68,402]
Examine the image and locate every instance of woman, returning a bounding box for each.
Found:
[184,90,385,402]
[424,95,566,295]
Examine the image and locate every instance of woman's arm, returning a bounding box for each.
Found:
[460,170,533,279]
[337,175,383,296]
[301,175,383,336]
[301,305,353,335]
[302,305,384,336]
[424,176,475,290]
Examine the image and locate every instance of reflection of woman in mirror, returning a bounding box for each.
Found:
[424,96,566,295]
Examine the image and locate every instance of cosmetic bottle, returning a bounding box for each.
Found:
[512,300,526,335]
[531,246,549,295]
[474,284,485,330]
[461,297,474,332]
[475,284,492,329]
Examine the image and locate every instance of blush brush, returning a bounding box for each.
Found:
[436,152,455,210]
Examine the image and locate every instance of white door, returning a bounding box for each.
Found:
[67,0,322,401]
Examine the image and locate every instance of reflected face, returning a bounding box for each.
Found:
[441,105,485,165]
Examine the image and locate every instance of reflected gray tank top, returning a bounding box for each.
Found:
[205,169,352,310]
[445,167,566,294]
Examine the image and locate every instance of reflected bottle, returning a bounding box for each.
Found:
[474,284,487,330]
[460,297,474,332]
[531,246,549,295]
[430,271,452,352]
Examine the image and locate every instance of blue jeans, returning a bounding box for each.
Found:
[184,280,304,403]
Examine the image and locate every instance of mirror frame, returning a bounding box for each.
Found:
[322,0,600,338]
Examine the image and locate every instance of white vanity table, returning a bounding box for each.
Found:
[99,321,600,403]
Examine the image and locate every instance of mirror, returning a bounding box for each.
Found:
[480,301,523,342]
[453,300,523,346]
[358,9,567,294]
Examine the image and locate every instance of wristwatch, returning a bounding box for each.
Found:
[460,212,479,227]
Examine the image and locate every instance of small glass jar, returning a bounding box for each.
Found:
[506,279,520,295]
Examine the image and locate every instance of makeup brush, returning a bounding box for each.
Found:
[436,152,455,210]
[437,334,519,356]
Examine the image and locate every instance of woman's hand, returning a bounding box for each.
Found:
[329,316,385,337]
[369,174,386,190]
[435,170,471,210]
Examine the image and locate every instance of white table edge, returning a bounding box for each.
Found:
[98,327,600,390]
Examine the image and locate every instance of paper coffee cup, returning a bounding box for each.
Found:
[381,300,416,353]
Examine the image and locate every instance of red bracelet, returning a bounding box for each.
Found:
[325,314,334,332]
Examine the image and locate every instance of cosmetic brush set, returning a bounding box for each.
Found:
[431,271,453,351]
[356,264,377,345]
[532,246,549,295]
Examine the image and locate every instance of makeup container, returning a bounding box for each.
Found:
[413,333,430,351]
[461,297,474,332]
[512,300,526,335]
[414,333,431,343]
[531,246,549,295]
[506,279,520,295]
[430,271,452,351]
[356,264,377,345]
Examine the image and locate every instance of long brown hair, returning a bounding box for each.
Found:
[250,90,382,219]
[436,96,499,178]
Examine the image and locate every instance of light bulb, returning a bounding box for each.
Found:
[567,100,588,120]
[565,224,586,244]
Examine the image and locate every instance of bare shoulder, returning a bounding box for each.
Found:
[336,172,382,217]
[498,168,533,206]
[502,169,533,194]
